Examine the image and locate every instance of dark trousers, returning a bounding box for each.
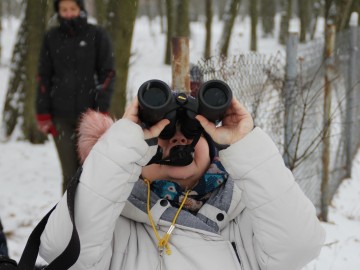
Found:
[53,117,80,193]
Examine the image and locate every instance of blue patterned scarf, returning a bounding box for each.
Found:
[150,158,228,212]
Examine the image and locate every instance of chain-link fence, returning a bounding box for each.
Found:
[197,53,285,141]
[195,26,360,216]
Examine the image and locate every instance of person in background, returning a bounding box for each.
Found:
[36,0,115,193]
[189,63,204,97]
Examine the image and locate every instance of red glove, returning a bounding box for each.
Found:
[36,114,58,136]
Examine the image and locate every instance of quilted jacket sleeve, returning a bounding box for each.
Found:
[39,119,157,269]
[219,127,325,270]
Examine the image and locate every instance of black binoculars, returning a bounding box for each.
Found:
[138,79,233,140]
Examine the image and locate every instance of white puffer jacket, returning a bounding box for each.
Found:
[39,119,325,270]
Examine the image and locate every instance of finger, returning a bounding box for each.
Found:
[133,96,139,107]
[229,98,250,117]
[123,98,140,123]
[223,98,251,124]
[195,115,216,136]
[128,98,138,114]
[130,98,139,115]
[145,119,170,139]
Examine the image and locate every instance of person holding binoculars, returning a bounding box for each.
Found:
[38,80,325,270]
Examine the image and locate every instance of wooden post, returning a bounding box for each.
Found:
[171,37,190,94]
[320,23,336,221]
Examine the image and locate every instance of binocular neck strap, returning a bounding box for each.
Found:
[147,134,201,167]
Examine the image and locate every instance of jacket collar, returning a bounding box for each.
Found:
[122,177,245,234]
[58,11,88,36]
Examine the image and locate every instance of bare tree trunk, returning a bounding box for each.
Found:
[250,0,258,51]
[353,0,360,19]
[95,0,107,26]
[3,0,21,18]
[215,0,227,19]
[204,0,213,59]
[279,0,293,45]
[190,0,203,22]
[261,0,276,37]
[171,37,190,93]
[324,0,333,21]
[175,0,190,37]
[144,0,156,22]
[299,0,310,42]
[158,0,165,33]
[106,0,138,118]
[1,0,49,143]
[84,0,96,18]
[336,0,354,32]
[219,0,242,57]
[310,0,322,39]
[164,0,174,65]
[44,0,56,29]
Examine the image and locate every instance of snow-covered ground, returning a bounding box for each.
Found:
[0,15,359,269]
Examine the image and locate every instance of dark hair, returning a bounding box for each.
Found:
[53,0,86,13]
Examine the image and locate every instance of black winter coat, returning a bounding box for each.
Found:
[36,22,115,118]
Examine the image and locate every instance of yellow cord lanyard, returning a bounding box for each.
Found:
[144,179,190,256]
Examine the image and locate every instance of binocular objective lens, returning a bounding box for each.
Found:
[143,87,168,107]
[203,88,228,106]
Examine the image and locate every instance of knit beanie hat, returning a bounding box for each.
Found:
[189,63,204,97]
[54,0,86,13]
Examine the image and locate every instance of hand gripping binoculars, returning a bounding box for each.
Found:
[137,79,233,140]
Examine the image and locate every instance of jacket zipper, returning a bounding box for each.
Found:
[231,241,243,269]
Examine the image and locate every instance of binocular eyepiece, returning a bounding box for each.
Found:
[138,79,233,140]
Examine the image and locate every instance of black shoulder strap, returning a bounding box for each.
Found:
[17,167,83,270]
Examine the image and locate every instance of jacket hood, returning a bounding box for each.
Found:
[77,110,114,164]
[54,0,86,13]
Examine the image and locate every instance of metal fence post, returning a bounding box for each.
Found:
[345,12,358,177]
[283,32,299,169]
[320,23,336,221]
